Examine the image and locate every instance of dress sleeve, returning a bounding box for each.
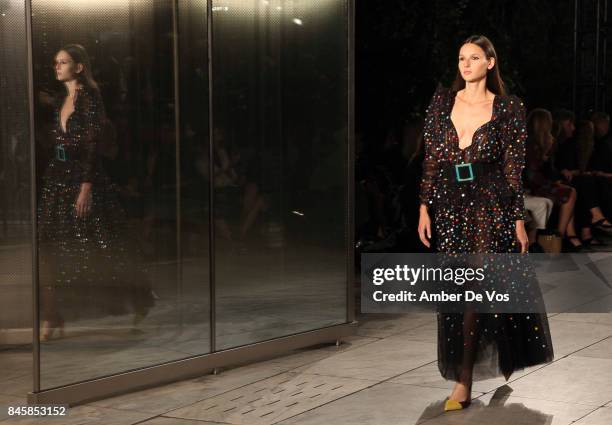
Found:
[419,86,445,208]
[501,96,527,221]
[79,89,106,183]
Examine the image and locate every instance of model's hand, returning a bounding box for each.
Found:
[418,206,432,248]
[75,183,93,218]
[516,221,528,253]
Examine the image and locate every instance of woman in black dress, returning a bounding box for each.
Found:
[417,35,554,411]
[38,44,154,340]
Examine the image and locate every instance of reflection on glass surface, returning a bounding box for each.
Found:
[32,0,210,390]
[176,0,212,360]
[38,44,155,347]
[27,0,348,391]
[0,0,34,400]
[212,0,349,350]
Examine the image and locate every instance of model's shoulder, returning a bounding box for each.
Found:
[432,85,453,99]
[77,85,102,100]
[427,86,453,110]
[78,86,105,112]
[498,93,525,111]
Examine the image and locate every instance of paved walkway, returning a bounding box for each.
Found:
[2,310,612,424]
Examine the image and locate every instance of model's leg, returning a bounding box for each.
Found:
[39,244,59,321]
[39,258,64,339]
[448,308,477,401]
[240,183,258,227]
[240,195,266,237]
[215,218,233,240]
[40,286,58,321]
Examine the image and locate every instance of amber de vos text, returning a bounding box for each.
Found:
[370,265,510,303]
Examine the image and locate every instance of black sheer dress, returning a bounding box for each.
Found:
[38,85,154,322]
[419,86,554,382]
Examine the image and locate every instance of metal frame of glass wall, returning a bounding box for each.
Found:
[18,0,356,406]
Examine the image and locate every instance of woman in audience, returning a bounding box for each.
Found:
[524,109,582,251]
[555,120,611,247]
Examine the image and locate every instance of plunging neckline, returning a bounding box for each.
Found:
[59,87,81,134]
[449,91,498,152]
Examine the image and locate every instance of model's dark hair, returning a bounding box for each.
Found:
[56,44,99,93]
[451,35,506,96]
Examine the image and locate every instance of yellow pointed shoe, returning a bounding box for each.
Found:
[444,397,471,411]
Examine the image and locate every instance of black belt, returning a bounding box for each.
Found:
[440,161,500,183]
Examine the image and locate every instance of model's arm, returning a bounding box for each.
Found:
[419,87,444,212]
[75,89,105,218]
[502,96,529,252]
[79,89,105,184]
[501,96,527,222]
[418,87,444,248]
[501,97,529,253]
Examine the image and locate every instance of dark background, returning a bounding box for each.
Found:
[356,0,594,136]
[353,0,612,254]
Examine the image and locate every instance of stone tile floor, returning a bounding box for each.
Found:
[2,311,612,424]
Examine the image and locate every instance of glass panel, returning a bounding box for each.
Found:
[31,0,210,389]
[212,0,349,350]
[0,0,34,402]
[177,0,212,355]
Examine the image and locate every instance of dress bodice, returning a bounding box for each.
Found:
[419,86,527,220]
[51,86,106,183]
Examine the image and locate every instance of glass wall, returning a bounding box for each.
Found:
[212,0,348,350]
[0,0,350,403]
[31,0,211,390]
[0,0,33,405]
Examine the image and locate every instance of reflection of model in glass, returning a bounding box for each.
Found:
[417,35,554,411]
[38,44,154,341]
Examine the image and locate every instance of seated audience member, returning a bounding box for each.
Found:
[524,194,553,252]
[555,120,611,246]
[589,112,612,220]
[524,108,582,251]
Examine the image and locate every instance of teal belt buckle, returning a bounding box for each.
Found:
[455,162,474,182]
[55,144,66,161]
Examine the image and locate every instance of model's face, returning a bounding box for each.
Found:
[458,43,494,83]
[54,51,82,82]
